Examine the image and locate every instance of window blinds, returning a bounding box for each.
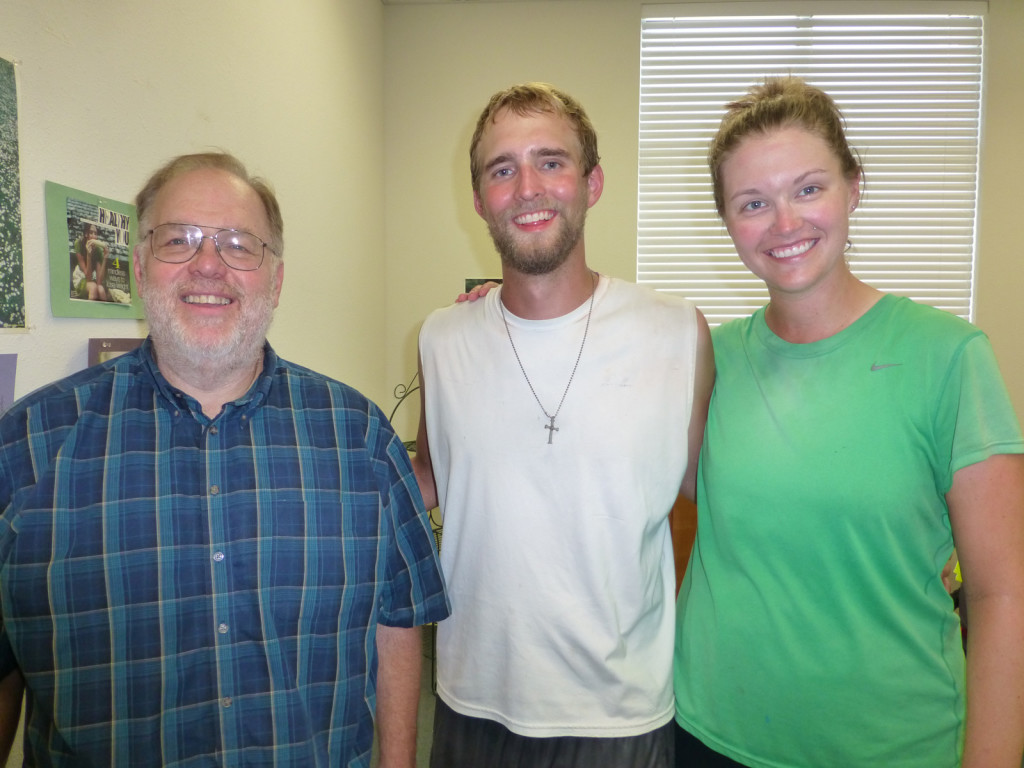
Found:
[637,10,984,323]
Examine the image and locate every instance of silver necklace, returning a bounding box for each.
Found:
[500,272,597,445]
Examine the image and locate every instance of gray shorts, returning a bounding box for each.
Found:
[429,697,674,768]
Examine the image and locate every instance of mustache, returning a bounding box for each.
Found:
[170,277,243,301]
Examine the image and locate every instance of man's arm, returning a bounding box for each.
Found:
[947,452,1024,768]
[409,350,437,511]
[669,494,698,594]
[375,624,422,768]
[0,668,23,765]
[679,308,714,503]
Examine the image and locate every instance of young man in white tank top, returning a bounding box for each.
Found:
[413,82,714,768]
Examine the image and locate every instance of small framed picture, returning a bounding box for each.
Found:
[88,338,143,367]
[46,181,143,319]
[465,277,502,293]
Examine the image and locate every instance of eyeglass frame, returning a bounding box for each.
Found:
[143,222,278,272]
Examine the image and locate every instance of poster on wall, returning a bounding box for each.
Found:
[0,56,26,329]
[45,181,143,319]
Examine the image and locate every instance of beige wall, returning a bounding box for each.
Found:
[383,0,1024,435]
[2,0,1018,436]
[0,0,389,406]
[975,0,1024,423]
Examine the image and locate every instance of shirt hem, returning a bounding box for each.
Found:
[439,689,674,739]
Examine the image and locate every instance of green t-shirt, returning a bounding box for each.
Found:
[675,294,1023,767]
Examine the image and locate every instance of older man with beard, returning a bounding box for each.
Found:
[412,83,715,768]
[0,152,449,768]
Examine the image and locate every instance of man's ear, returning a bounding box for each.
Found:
[586,164,604,208]
[271,260,284,308]
[132,245,145,296]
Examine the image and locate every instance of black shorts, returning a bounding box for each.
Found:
[430,697,674,768]
[674,723,748,767]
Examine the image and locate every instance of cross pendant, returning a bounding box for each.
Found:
[544,416,559,444]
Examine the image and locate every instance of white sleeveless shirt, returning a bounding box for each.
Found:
[420,275,699,737]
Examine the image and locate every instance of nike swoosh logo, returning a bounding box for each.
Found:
[870,363,903,371]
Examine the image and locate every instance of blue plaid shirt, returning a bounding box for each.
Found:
[0,339,449,767]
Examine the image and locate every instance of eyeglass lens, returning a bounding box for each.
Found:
[149,224,265,271]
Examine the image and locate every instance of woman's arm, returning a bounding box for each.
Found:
[947,452,1024,768]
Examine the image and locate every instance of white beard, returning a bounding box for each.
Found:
[140,271,277,375]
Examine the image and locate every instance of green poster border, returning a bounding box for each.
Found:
[45,180,143,319]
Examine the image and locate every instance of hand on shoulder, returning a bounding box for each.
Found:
[455,281,500,303]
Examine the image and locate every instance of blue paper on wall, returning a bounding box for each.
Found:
[0,353,16,413]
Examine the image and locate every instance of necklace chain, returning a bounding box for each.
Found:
[500,272,597,444]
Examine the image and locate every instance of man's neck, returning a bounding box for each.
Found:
[499,258,596,320]
[152,344,264,419]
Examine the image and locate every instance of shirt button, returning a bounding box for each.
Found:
[210,485,220,495]
[218,623,229,634]
[209,425,219,435]
[221,697,232,708]
[213,551,225,562]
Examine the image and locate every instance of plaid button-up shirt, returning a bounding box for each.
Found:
[0,339,449,767]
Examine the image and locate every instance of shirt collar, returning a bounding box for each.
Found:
[139,337,278,423]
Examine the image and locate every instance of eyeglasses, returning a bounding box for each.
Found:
[145,223,276,271]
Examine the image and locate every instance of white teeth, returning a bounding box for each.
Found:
[184,295,231,305]
[768,239,816,259]
[514,211,554,225]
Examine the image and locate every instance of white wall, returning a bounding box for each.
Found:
[0,0,389,407]
[382,0,1024,433]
